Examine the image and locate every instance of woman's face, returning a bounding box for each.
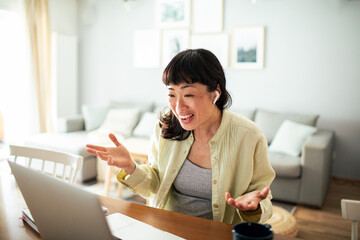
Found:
[167,82,220,131]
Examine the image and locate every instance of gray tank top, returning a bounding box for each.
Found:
[167,159,213,220]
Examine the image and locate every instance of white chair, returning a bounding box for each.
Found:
[341,199,360,240]
[9,145,83,184]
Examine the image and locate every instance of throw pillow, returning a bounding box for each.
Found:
[82,104,110,131]
[254,109,319,143]
[133,112,158,138]
[268,120,317,157]
[98,108,140,138]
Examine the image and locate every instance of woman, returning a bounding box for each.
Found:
[86,49,275,224]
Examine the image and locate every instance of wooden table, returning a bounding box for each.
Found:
[0,160,300,240]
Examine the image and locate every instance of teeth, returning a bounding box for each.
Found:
[179,114,193,120]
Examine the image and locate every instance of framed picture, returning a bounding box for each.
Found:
[190,34,229,68]
[192,0,223,33]
[156,0,190,28]
[162,29,190,66]
[133,29,161,68]
[231,26,265,69]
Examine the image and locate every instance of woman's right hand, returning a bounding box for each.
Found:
[86,133,136,174]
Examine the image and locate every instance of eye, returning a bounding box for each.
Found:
[168,94,175,97]
[184,94,193,97]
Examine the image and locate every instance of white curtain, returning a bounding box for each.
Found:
[25,0,53,133]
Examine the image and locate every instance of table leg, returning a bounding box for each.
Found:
[104,165,113,195]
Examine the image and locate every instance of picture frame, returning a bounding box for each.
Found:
[192,0,223,34]
[161,29,190,66]
[190,33,229,68]
[231,26,265,70]
[133,29,161,68]
[156,0,190,28]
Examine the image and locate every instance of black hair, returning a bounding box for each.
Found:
[159,48,232,140]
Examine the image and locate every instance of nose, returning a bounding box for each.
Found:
[175,97,187,112]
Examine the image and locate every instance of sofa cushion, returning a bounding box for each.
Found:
[97,108,140,138]
[269,120,317,156]
[133,112,158,138]
[81,101,155,133]
[82,104,110,131]
[86,108,140,145]
[254,109,319,143]
[268,151,302,178]
[25,131,91,158]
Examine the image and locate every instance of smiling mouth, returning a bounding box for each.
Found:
[179,114,194,121]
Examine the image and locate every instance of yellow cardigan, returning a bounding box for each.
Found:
[117,109,276,224]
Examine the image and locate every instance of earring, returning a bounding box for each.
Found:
[213,91,220,104]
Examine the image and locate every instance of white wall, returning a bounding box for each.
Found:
[78,0,166,106]
[48,0,78,121]
[51,32,78,121]
[76,0,360,180]
[49,0,77,35]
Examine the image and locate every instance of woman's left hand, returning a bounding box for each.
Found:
[225,186,270,212]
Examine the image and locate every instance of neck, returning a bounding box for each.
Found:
[193,108,222,142]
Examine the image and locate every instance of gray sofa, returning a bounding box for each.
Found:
[25,101,158,182]
[235,108,334,208]
[26,105,334,208]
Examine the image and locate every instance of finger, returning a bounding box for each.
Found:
[225,192,231,200]
[97,151,109,160]
[227,198,236,207]
[238,201,257,211]
[233,199,254,211]
[86,144,107,152]
[109,133,122,148]
[234,200,247,210]
[86,148,108,157]
[86,148,98,156]
[225,193,236,207]
[259,186,270,199]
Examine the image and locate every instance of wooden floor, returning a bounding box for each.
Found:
[294,177,360,239]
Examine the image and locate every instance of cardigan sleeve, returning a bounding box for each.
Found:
[116,123,161,199]
[237,134,276,223]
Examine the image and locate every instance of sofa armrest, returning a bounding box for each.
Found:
[58,115,85,133]
[299,129,334,207]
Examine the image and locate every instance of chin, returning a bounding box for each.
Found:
[180,123,195,131]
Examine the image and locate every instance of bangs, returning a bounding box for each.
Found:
[162,65,193,86]
[162,50,203,86]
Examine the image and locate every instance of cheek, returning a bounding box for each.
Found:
[168,101,178,118]
[168,99,176,110]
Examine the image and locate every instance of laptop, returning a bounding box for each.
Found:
[8,160,184,240]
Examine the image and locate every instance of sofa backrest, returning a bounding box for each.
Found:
[231,108,256,121]
[254,109,319,143]
[81,101,155,133]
